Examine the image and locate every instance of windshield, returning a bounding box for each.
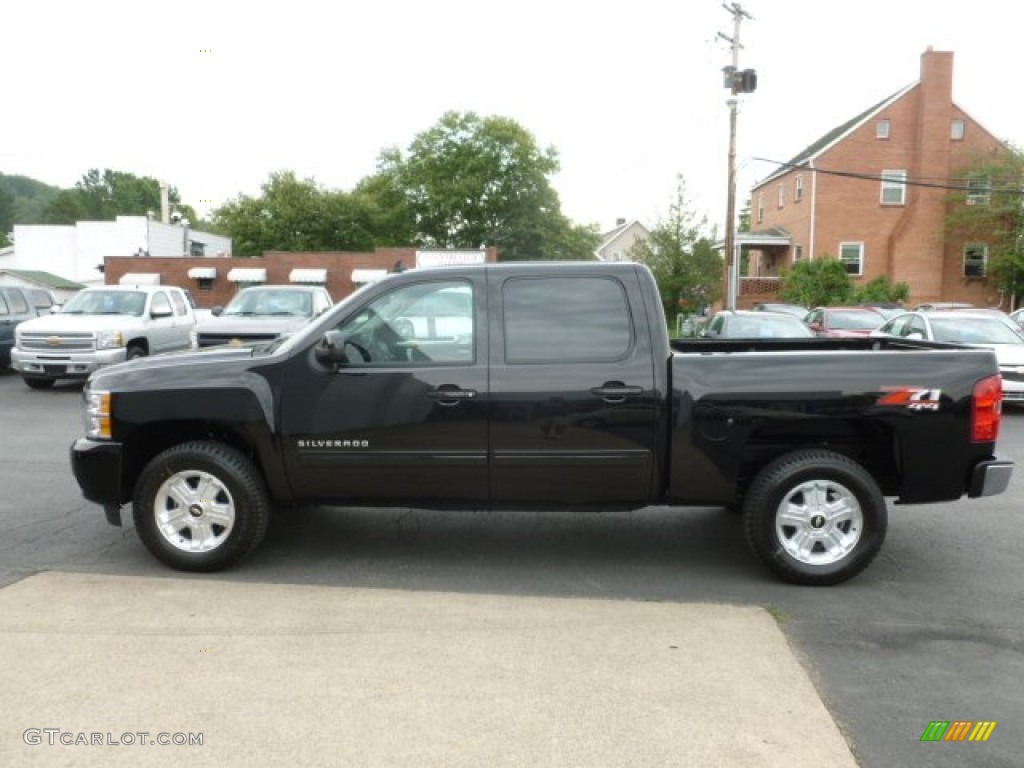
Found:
[61,290,146,316]
[827,309,884,330]
[726,314,813,338]
[224,289,312,317]
[270,282,378,356]
[930,316,1024,344]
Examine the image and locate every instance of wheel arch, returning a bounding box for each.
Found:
[119,419,290,505]
[733,418,900,503]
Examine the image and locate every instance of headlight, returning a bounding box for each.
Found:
[95,330,125,350]
[84,388,112,439]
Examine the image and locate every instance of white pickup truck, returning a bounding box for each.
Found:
[11,284,196,390]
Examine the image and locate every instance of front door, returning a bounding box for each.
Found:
[280,275,489,505]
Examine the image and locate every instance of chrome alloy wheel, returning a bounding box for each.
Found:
[774,479,864,566]
[153,469,236,553]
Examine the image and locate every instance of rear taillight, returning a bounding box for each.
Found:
[972,374,1002,443]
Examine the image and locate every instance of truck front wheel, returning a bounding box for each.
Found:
[132,441,271,572]
[23,376,55,390]
[743,450,887,586]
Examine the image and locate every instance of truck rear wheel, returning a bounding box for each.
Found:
[132,441,271,572]
[743,449,887,586]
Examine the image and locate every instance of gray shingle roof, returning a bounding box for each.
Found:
[0,269,86,290]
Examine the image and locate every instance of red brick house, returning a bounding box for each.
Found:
[740,48,1012,308]
[102,247,498,309]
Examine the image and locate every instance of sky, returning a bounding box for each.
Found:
[4,0,1024,237]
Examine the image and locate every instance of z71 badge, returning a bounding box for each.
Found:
[877,387,942,411]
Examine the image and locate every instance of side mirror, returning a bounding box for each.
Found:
[211,306,224,317]
[906,331,924,340]
[314,330,351,366]
[150,308,173,319]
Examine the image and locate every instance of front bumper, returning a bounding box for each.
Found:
[13,347,127,379]
[967,457,1014,498]
[70,437,125,515]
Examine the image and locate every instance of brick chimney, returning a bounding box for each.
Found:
[894,47,956,298]
[919,47,954,146]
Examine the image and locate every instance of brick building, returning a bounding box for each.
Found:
[103,247,498,308]
[740,48,1011,308]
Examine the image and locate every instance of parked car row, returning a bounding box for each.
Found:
[707,304,890,340]
[870,310,1024,403]
[4,283,335,389]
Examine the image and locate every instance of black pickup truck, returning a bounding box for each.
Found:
[71,262,1013,585]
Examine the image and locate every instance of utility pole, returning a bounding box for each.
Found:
[718,3,755,310]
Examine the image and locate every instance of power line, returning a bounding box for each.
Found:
[751,157,1024,195]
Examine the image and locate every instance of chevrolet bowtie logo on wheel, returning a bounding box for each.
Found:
[920,720,997,742]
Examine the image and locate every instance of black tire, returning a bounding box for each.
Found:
[743,449,887,586]
[23,376,55,390]
[126,344,146,360]
[132,441,271,572]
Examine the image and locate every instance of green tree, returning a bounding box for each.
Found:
[0,185,14,234]
[212,171,376,256]
[0,173,62,224]
[373,111,597,259]
[852,275,909,304]
[40,169,195,225]
[351,158,417,247]
[738,202,751,233]
[631,175,721,328]
[944,146,1024,302]
[41,190,84,224]
[779,257,853,307]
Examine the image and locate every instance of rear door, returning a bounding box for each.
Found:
[488,268,658,506]
[167,289,195,349]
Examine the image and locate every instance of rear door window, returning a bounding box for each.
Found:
[502,276,632,363]
[169,290,188,316]
[4,289,29,314]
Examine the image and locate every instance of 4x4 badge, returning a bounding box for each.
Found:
[877,387,942,411]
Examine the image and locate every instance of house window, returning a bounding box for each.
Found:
[757,194,764,224]
[189,241,205,258]
[793,245,804,262]
[964,244,988,277]
[966,177,990,206]
[839,242,864,276]
[876,119,891,139]
[197,278,214,292]
[951,119,966,140]
[777,184,785,208]
[794,175,804,203]
[880,169,907,205]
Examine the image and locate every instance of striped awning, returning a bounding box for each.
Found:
[227,268,267,283]
[351,269,387,284]
[289,268,327,284]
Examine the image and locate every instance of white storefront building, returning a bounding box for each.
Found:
[0,216,232,287]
